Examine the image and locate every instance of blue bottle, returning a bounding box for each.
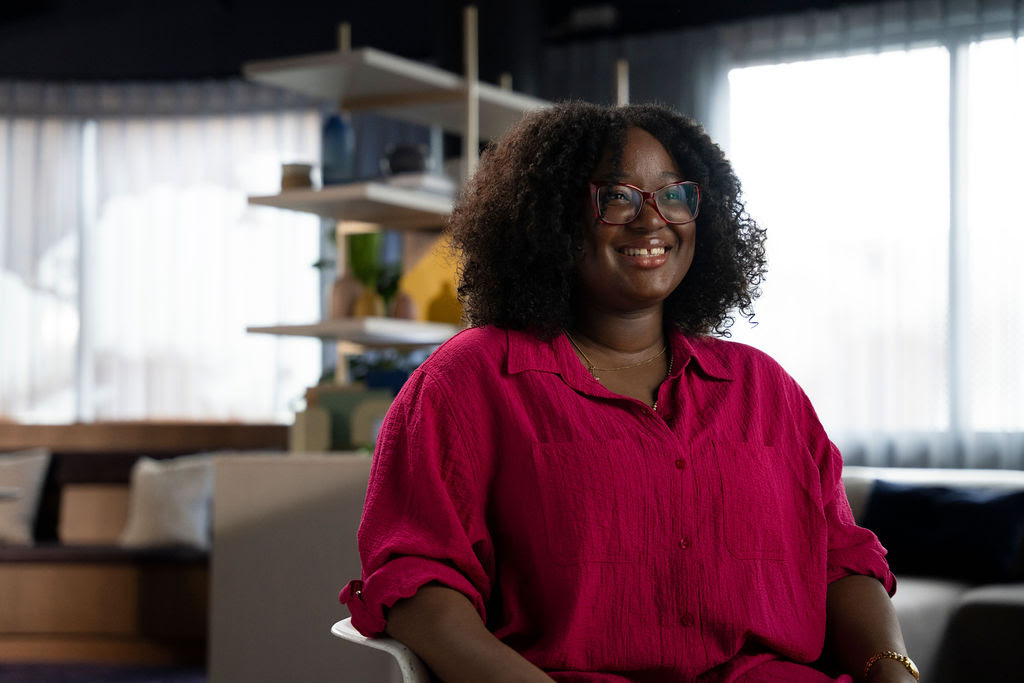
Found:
[321,113,355,185]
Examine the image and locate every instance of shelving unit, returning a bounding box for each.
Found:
[242,6,548,350]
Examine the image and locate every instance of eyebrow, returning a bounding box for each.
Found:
[596,171,684,184]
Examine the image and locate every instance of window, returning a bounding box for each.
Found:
[727,37,1024,464]
[0,84,322,423]
[963,38,1024,431]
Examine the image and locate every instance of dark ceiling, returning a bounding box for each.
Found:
[0,1,877,92]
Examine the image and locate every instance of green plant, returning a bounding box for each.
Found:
[348,233,382,286]
[376,262,402,308]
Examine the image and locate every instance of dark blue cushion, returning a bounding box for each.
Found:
[862,481,1024,583]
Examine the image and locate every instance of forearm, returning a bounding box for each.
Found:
[824,574,916,682]
[385,584,554,683]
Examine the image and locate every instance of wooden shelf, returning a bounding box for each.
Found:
[0,422,288,453]
[247,181,452,227]
[247,317,459,348]
[243,47,548,139]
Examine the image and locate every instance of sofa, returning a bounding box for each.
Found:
[842,466,1024,683]
[0,422,287,665]
[207,453,395,682]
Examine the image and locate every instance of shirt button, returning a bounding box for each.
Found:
[674,458,686,470]
[678,537,690,549]
[679,614,696,627]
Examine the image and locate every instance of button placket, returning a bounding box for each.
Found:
[672,445,693,555]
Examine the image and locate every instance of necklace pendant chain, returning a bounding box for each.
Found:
[565,331,668,374]
[652,352,673,411]
[566,331,674,409]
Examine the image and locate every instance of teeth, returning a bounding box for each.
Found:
[622,247,666,256]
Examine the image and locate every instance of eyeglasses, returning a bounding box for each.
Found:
[589,180,700,226]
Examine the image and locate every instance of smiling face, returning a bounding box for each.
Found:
[576,126,697,317]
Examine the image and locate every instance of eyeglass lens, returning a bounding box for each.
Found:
[596,182,698,224]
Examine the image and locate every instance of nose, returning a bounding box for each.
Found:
[629,195,667,231]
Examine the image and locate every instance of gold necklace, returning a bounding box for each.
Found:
[653,352,673,412]
[565,331,669,382]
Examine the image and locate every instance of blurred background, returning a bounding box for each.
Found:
[1,0,1021,468]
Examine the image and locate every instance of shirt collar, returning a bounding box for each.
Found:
[506,328,733,382]
[671,333,733,382]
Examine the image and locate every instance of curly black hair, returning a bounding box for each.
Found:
[447,101,766,339]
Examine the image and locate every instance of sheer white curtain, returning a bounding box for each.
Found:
[727,49,953,463]
[960,35,1024,460]
[0,80,322,423]
[0,99,84,420]
[720,1,1024,468]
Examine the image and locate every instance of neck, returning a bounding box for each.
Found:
[569,304,665,355]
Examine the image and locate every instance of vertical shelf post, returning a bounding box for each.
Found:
[337,22,352,53]
[615,58,630,106]
[463,5,480,182]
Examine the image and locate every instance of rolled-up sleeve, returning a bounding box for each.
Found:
[776,367,896,596]
[340,369,494,637]
[818,437,896,595]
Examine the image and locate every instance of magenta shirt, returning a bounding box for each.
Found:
[340,327,895,682]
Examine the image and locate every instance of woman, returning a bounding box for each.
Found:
[340,102,918,682]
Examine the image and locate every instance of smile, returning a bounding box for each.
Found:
[619,247,668,256]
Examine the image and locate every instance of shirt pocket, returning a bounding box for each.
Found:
[714,440,822,562]
[529,439,651,566]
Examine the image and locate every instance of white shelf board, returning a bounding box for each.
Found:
[247,182,452,228]
[243,47,549,139]
[366,81,548,140]
[247,317,460,348]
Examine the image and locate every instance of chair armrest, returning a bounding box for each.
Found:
[332,617,431,683]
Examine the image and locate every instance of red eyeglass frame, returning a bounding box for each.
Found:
[589,180,701,226]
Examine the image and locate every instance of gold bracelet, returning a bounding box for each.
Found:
[863,650,919,681]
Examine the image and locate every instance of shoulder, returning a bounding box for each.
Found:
[683,333,807,397]
[401,326,512,404]
[683,334,831,445]
[420,325,508,377]
[380,328,507,438]
[686,334,788,375]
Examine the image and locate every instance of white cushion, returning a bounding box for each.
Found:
[119,454,213,550]
[0,448,51,545]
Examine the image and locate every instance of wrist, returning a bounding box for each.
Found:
[863,651,919,682]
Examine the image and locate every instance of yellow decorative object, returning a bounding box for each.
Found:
[398,233,462,323]
[351,289,386,318]
[426,281,463,326]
